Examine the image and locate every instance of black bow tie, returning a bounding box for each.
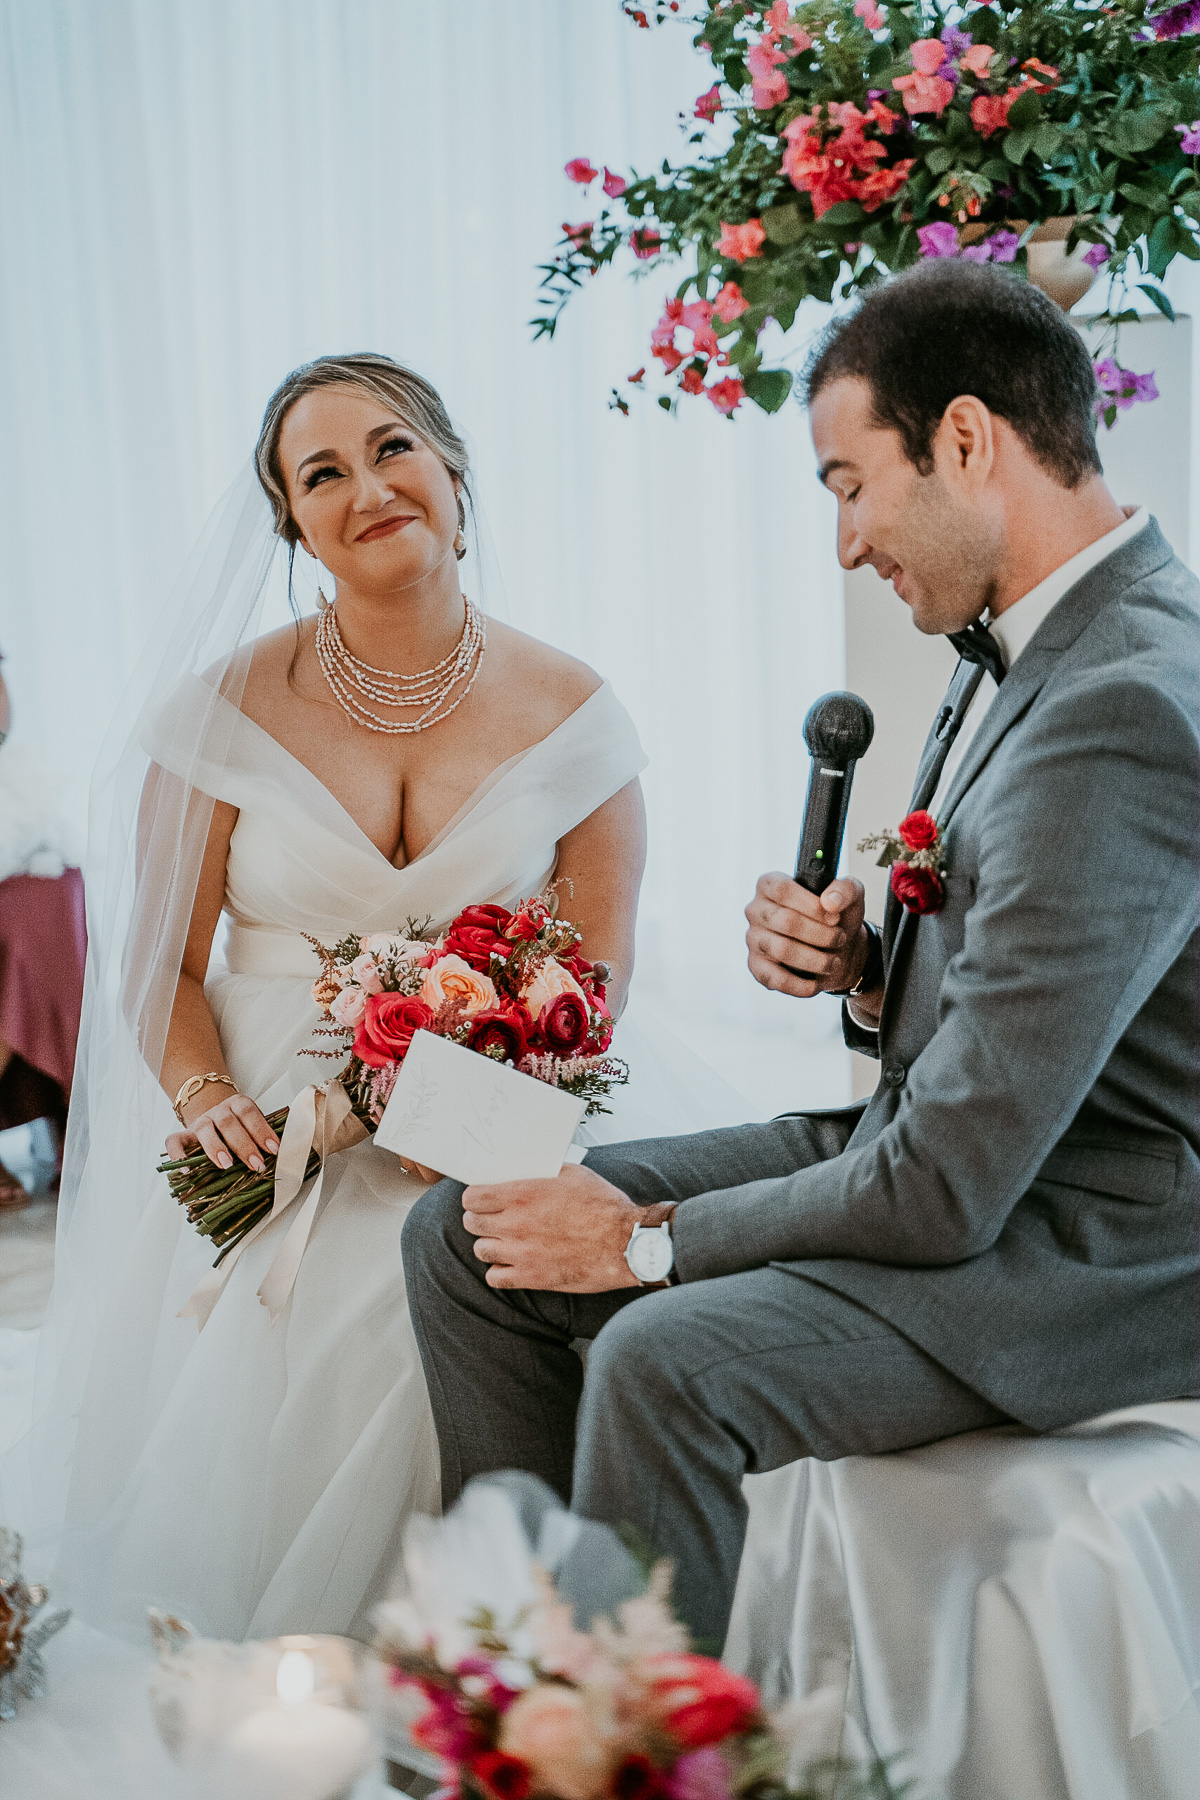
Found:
[947,619,1006,685]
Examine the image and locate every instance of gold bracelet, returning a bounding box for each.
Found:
[173,1072,237,1124]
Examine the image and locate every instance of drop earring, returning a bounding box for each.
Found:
[454,495,467,561]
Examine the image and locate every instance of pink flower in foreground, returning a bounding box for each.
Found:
[498,1688,613,1800]
[564,157,598,185]
[893,69,954,114]
[854,0,885,28]
[764,0,812,46]
[631,227,662,259]
[707,377,745,416]
[329,984,369,1030]
[1177,119,1200,155]
[694,82,722,122]
[715,218,766,262]
[959,42,995,77]
[602,167,627,198]
[562,221,594,247]
[1082,242,1110,269]
[713,280,749,322]
[665,1748,732,1800]
[909,37,948,75]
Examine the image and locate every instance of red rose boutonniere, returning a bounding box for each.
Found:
[857,809,947,915]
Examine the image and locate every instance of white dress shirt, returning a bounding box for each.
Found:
[928,507,1149,818]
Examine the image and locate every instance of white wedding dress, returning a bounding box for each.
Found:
[47,672,744,1648]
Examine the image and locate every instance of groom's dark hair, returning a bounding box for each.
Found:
[803,260,1102,488]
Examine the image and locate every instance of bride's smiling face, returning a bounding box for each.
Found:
[278,386,460,595]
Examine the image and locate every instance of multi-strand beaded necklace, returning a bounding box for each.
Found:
[314,594,486,734]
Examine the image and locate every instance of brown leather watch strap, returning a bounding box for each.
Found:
[636,1201,677,1231]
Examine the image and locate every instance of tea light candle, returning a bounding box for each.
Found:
[223,1649,376,1800]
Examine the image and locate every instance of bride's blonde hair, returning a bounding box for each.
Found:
[254,352,472,543]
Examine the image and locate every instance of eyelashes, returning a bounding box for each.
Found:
[302,435,416,490]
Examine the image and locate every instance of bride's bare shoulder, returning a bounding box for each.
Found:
[485,622,603,726]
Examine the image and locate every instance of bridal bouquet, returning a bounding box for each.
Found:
[159,895,626,1265]
[375,1476,894,1800]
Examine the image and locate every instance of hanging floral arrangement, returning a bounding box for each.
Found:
[534,1,1200,420]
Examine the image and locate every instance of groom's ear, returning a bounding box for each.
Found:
[933,395,995,493]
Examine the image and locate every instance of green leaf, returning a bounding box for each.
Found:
[1004,127,1037,166]
[1138,282,1176,321]
[815,200,865,225]
[1148,212,1178,278]
[657,395,673,413]
[761,201,805,245]
[1005,89,1042,132]
[744,368,793,413]
[1032,123,1064,162]
[925,147,956,176]
[981,159,1011,182]
[1110,109,1173,155]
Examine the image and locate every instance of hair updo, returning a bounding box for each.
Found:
[254,352,472,543]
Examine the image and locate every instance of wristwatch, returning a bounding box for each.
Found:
[624,1220,676,1286]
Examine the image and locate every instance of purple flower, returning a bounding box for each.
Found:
[1177,120,1200,155]
[935,59,962,87]
[1082,242,1110,269]
[1132,369,1160,403]
[1093,358,1159,425]
[665,1748,733,1800]
[917,221,960,258]
[960,243,991,263]
[940,24,972,56]
[1151,1,1200,37]
[988,229,1020,263]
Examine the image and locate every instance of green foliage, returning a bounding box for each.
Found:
[533,0,1200,416]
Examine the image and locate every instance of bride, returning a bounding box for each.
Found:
[15,353,733,1649]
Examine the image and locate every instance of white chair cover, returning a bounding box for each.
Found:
[726,1401,1200,1798]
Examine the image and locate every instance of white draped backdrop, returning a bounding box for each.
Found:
[0,0,851,1108]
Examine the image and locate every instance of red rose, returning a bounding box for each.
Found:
[897,809,939,852]
[889,862,944,915]
[588,994,614,1053]
[538,991,591,1055]
[456,904,514,933]
[353,993,434,1068]
[466,1007,530,1065]
[467,1748,532,1800]
[505,911,540,943]
[444,924,506,970]
[648,1653,761,1749]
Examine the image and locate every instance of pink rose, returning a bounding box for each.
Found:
[420,953,499,1019]
[498,1687,614,1800]
[351,952,384,994]
[329,985,369,1030]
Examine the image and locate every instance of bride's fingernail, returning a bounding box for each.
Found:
[217,1152,233,1169]
[266,1139,280,1154]
[249,1155,266,1173]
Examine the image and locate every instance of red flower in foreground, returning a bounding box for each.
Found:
[632,227,663,259]
[445,908,512,969]
[715,218,765,262]
[890,863,944,914]
[648,1653,761,1748]
[706,377,745,416]
[467,1007,530,1064]
[539,991,591,1055]
[694,82,721,122]
[354,994,434,1068]
[468,1748,532,1800]
[565,157,598,185]
[612,1754,665,1799]
[603,167,628,198]
[897,809,939,852]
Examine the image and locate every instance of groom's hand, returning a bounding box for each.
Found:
[745,872,869,999]
[462,1164,642,1292]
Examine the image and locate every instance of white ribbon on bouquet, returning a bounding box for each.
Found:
[178,1078,368,1330]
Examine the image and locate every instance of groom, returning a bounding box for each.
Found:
[402,261,1200,1648]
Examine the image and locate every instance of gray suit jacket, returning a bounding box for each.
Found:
[674,520,1200,1427]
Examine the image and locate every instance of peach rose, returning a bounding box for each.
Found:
[498,1687,614,1800]
[521,958,590,1022]
[329,985,369,1030]
[419,953,498,1018]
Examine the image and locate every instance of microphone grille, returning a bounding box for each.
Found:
[803,692,875,764]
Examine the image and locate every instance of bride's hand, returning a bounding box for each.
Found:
[165,1092,282,1174]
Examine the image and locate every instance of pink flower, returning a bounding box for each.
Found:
[564,158,598,185]
[763,0,811,46]
[713,280,749,322]
[707,377,745,416]
[909,37,948,75]
[329,984,369,1030]
[562,221,594,247]
[498,1688,614,1800]
[1177,120,1200,155]
[602,167,627,198]
[854,0,885,28]
[694,83,722,122]
[631,227,662,259]
[959,42,995,77]
[970,89,1017,136]
[665,1747,734,1800]
[917,221,960,258]
[715,218,765,262]
[747,38,789,109]
[420,953,498,1019]
[893,70,954,114]
[1083,242,1110,269]
[351,952,384,994]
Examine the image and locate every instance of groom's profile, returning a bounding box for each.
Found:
[402,260,1200,1648]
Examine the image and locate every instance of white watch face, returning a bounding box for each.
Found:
[627,1225,674,1284]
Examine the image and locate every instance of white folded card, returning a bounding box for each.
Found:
[374,1030,586,1184]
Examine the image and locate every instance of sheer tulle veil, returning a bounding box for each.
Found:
[1,447,505,1565]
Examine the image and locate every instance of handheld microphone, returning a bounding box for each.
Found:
[794,692,875,894]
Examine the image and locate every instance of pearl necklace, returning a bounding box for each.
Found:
[315,593,486,734]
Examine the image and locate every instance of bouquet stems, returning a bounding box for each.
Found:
[158,1107,319,1265]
